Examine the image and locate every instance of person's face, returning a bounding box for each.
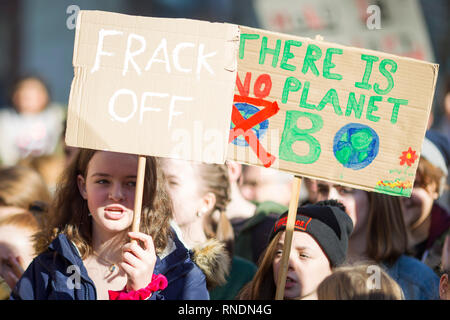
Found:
[401,171,436,229]
[272,231,332,300]
[13,79,48,114]
[77,151,138,236]
[161,159,204,228]
[316,181,369,234]
[240,166,260,201]
[0,225,34,289]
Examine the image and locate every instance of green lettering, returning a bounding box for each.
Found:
[282,77,301,104]
[374,59,397,95]
[323,48,343,80]
[387,97,408,124]
[317,88,343,115]
[355,54,379,90]
[280,40,302,71]
[259,36,282,67]
[345,92,366,119]
[366,96,382,122]
[301,44,322,77]
[239,34,260,59]
[300,81,316,110]
[279,111,323,164]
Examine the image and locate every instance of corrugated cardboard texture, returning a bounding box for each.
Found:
[227,26,438,197]
[66,10,239,164]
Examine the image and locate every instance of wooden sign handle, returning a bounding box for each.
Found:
[275,175,302,300]
[131,156,147,241]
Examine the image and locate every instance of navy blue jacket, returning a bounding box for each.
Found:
[10,230,209,300]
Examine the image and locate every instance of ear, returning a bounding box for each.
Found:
[226,161,242,184]
[200,192,217,215]
[77,174,88,200]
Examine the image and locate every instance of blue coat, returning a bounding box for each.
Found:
[10,230,209,300]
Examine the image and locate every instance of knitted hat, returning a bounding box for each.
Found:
[269,203,353,267]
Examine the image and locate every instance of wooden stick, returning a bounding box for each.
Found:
[131,156,146,238]
[275,175,303,300]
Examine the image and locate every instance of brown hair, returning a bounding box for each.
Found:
[18,154,65,192]
[317,263,404,300]
[365,192,408,265]
[415,157,447,194]
[0,166,52,210]
[193,163,235,256]
[34,149,173,257]
[0,211,40,234]
[238,232,281,300]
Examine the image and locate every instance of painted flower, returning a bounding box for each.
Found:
[399,147,418,167]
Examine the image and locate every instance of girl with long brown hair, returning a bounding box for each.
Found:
[314,180,441,299]
[10,149,208,300]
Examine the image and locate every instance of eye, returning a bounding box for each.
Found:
[338,187,354,195]
[167,179,178,187]
[299,252,310,259]
[127,181,136,187]
[96,179,109,185]
[275,249,283,257]
[317,184,329,194]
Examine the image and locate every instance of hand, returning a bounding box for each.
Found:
[120,232,157,292]
[0,255,24,290]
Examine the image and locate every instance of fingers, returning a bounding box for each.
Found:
[127,232,154,254]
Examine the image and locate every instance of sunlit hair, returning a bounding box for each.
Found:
[0,165,52,210]
[238,232,282,300]
[193,163,234,256]
[34,149,173,257]
[0,211,40,234]
[365,192,408,265]
[317,263,404,300]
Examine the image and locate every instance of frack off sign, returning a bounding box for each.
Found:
[227,26,438,197]
[66,11,238,164]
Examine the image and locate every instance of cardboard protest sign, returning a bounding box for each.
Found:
[66,10,239,164]
[227,25,438,197]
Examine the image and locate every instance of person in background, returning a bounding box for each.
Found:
[0,76,65,166]
[18,154,65,195]
[161,158,256,300]
[317,263,404,300]
[238,201,353,300]
[0,212,41,299]
[239,165,293,207]
[402,131,450,275]
[315,181,440,299]
[226,161,287,265]
[0,165,52,228]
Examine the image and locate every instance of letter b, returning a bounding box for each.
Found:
[279,111,323,164]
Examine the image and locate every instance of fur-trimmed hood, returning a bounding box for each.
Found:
[191,238,231,290]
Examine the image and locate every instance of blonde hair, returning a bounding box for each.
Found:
[0,166,52,210]
[193,163,234,256]
[317,263,404,300]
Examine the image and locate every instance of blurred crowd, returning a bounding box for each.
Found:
[0,75,448,301]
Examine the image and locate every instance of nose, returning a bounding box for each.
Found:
[109,182,125,201]
[327,187,341,201]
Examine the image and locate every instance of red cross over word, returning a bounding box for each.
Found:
[229,94,280,168]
